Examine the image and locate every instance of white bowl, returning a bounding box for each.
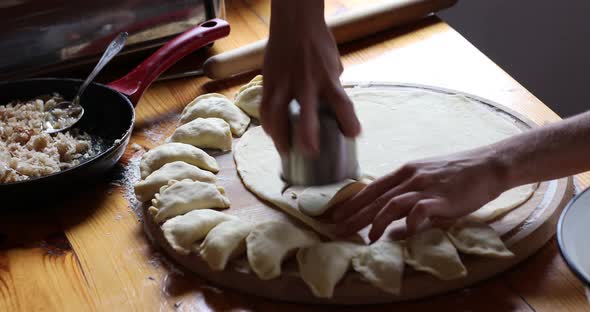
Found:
[557,187,590,286]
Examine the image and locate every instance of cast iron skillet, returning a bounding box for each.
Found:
[0,19,229,200]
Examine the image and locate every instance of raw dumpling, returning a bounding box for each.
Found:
[134,161,217,202]
[200,219,255,270]
[237,75,263,95]
[404,228,467,280]
[235,75,263,119]
[297,242,360,298]
[149,179,230,223]
[246,221,319,280]
[351,241,404,295]
[180,93,251,136]
[447,219,514,258]
[162,209,236,255]
[298,180,367,217]
[139,142,219,178]
[169,117,233,151]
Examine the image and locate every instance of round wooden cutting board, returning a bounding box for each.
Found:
[142,83,574,304]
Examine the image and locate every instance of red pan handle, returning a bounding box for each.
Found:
[108,18,230,105]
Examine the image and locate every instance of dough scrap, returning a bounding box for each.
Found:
[169,117,233,151]
[234,87,534,237]
[134,161,216,202]
[447,219,514,258]
[149,179,230,223]
[404,228,467,280]
[246,221,319,280]
[235,76,263,119]
[139,142,219,178]
[162,209,236,255]
[200,219,255,271]
[351,241,404,295]
[298,180,368,217]
[180,93,251,136]
[469,184,537,221]
[297,242,361,298]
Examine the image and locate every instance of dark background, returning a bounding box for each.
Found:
[439,0,590,117]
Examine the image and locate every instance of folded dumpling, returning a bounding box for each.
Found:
[149,179,230,223]
[162,209,236,255]
[237,75,263,95]
[169,117,233,151]
[180,93,251,136]
[246,221,319,280]
[200,219,255,270]
[297,242,360,298]
[447,219,514,258]
[404,228,467,280]
[235,75,263,119]
[134,161,216,202]
[139,142,219,178]
[351,241,404,295]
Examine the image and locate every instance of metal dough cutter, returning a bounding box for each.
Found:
[280,100,360,186]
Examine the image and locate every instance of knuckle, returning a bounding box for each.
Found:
[372,195,391,210]
[363,181,383,198]
[414,202,427,212]
[401,163,418,175]
[384,198,400,211]
[412,172,432,187]
[413,201,432,216]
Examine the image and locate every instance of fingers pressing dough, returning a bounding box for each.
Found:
[404,228,467,280]
[246,221,319,280]
[139,142,219,178]
[149,179,230,223]
[447,219,514,258]
[134,161,217,202]
[200,220,255,271]
[169,117,233,151]
[180,93,251,136]
[297,242,361,298]
[162,209,236,255]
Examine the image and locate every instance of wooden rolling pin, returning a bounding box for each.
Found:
[202,0,457,80]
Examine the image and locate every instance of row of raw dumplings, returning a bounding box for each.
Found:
[134,75,263,204]
[160,208,514,298]
[168,75,262,151]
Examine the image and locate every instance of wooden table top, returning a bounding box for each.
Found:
[2,0,589,311]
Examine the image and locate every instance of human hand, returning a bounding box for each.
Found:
[331,148,510,242]
[260,0,361,155]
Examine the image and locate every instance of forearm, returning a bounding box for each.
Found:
[492,111,590,188]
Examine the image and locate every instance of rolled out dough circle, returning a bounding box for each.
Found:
[234,85,536,228]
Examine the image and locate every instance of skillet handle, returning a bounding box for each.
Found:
[108,18,230,106]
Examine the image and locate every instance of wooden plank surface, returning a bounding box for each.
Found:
[1,0,589,311]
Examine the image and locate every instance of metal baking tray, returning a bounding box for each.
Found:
[0,0,224,80]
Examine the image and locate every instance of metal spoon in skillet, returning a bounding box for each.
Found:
[44,32,128,134]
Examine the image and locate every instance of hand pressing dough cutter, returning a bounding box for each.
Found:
[281,100,360,186]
